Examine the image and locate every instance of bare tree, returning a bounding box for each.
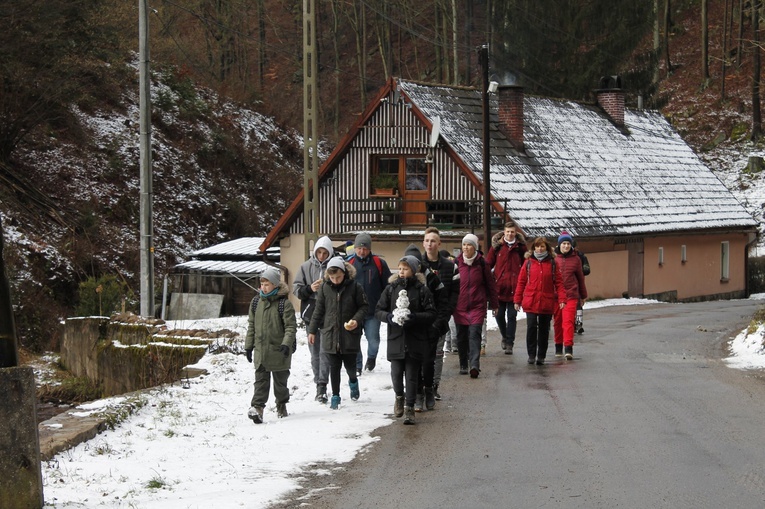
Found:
[722,0,730,99]
[753,0,762,141]
[701,0,710,85]
[665,0,673,76]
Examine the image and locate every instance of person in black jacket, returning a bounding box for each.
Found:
[307,257,369,410]
[375,256,436,425]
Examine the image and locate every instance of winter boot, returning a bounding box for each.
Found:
[424,386,436,410]
[364,357,376,372]
[469,367,479,378]
[403,406,416,425]
[247,406,264,424]
[433,384,442,401]
[555,343,564,357]
[349,380,360,401]
[315,384,328,404]
[480,345,486,356]
[414,392,424,412]
[504,343,513,355]
[276,402,288,418]
[564,346,574,360]
[393,395,405,417]
[330,395,341,410]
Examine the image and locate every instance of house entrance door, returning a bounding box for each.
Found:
[401,158,428,225]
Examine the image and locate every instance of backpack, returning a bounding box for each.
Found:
[250,295,296,353]
[348,254,384,278]
[577,251,591,276]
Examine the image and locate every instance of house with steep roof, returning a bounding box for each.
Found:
[263,77,758,303]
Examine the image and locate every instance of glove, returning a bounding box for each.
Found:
[386,312,394,325]
[402,313,415,327]
[279,344,290,358]
[245,349,253,363]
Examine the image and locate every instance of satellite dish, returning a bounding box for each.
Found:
[430,117,440,147]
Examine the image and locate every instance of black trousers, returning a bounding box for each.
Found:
[526,312,552,360]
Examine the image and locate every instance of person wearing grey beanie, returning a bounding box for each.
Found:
[348,232,392,375]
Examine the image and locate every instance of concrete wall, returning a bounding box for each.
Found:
[0,367,43,509]
[61,318,208,397]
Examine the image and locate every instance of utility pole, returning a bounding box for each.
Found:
[139,0,154,316]
[303,0,320,258]
[480,44,491,253]
[0,223,18,368]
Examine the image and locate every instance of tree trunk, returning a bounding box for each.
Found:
[465,0,473,84]
[722,0,730,99]
[435,2,442,82]
[258,0,265,94]
[752,0,762,141]
[701,0,709,84]
[665,0,672,76]
[738,0,744,68]
[330,0,341,137]
[452,0,459,84]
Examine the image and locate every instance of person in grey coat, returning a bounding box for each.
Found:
[245,267,297,424]
[293,235,334,403]
[307,257,369,410]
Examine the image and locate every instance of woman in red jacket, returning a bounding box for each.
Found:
[514,237,566,365]
[553,231,588,360]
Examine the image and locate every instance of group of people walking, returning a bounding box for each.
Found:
[244,222,588,425]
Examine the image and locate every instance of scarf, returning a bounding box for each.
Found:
[463,252,478,266]
[533,251,549,261]
[259,287,279,298]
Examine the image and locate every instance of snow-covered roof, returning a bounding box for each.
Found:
[191,237,278,259]
[400,80,758,238]
[173,259,270,275]
[175,237,279,275]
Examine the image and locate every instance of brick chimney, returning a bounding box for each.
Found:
[595,75,625,127]
[497,85,524,149]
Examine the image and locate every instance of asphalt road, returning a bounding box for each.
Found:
[270,300,765,509]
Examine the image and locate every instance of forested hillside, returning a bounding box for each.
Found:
[2,0,764,350]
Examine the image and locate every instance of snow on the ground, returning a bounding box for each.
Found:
[724,293,765,369]
[40,296,764,508]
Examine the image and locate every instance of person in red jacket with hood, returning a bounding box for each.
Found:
[514,237,566,365]
[486,220,527,355]
[553,231,588,360]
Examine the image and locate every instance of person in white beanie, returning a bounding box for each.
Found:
[453,234,497,378]
[244,267,296,423]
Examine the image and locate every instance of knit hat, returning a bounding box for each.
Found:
[326,256,346,271]
[260,267,281,286]
[462,233,479,250]
[404,243,422,262]
[354,233,372,249]
[399,255,421,274]
[558,231,573,245]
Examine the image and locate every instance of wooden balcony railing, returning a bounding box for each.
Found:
[338,197,510,233]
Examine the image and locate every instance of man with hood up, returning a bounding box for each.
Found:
[293,235,334,403]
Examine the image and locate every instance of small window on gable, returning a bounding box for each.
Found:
[721,241,730,281]
[658,247,664,266]
[681,245,687,263]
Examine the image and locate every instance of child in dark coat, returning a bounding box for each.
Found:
[307,257,369,409]
[374,255,436,425]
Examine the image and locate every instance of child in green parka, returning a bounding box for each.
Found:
[245,267,297,424]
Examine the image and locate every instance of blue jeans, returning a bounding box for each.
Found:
[356,316,382,370]
[496,301,518,346]
[456,323,483,371]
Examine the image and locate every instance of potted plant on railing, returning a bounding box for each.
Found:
[371,173,398,196]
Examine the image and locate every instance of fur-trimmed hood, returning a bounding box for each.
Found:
[387,272,427,286]
[491,230,527,250]
[322,259,358,282]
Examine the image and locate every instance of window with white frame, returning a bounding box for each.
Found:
[658,247,664,265]
[721,241,730,280]
[681,245,687,263]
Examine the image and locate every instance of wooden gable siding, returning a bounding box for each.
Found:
[287,95,482,236]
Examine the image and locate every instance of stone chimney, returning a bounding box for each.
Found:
[497,85,524,149]
[595,75,625,127]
